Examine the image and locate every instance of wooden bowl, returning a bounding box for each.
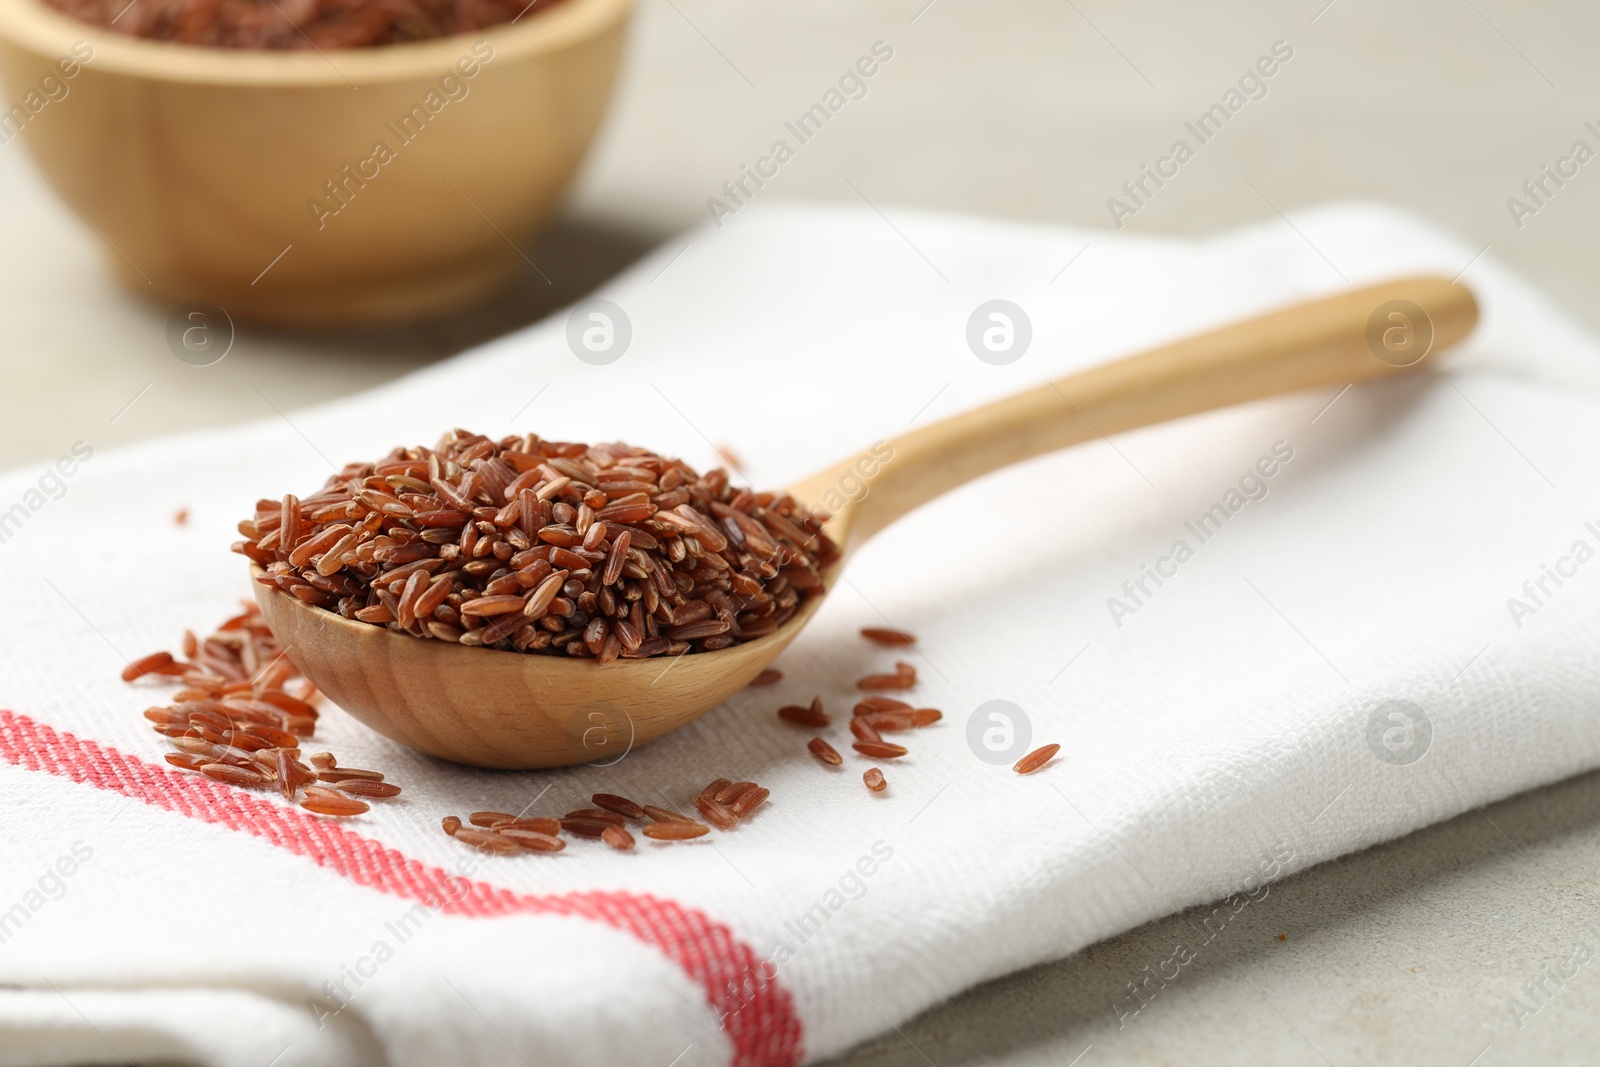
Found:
[0,0,630,328]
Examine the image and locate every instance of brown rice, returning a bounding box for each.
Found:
[121,603,399,818]
[591,793,646,819]
[778,697,830,728]
[1013,743,1061,775]
[642,821,710,841]
[856,664,917,691]
[860,628,916,646]
[44,0,570,49]
[237,431,840,662]
[807,737,843,766]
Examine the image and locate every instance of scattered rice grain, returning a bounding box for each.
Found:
[694,793,737,830]
[454,827,520,852]
[728,786,769,818]
[642,821,710,841]
[559,817,613,838]
[778,702,830,728]
[500,828,565,852]
[199,762,268,786]
[300,787,369,816]
[856,672,916,692]
[1013,743,1060,775]
[860,627,916,646]
[715,782,755,805]
[492,817,562,835]
[336,779,403,798]
[807,737,842,766]
[852,740,908,759]
[591,793,645,819]
[564,807,625,826]
[470,810,518,828]
[850,718,883,743]
[643,804,693,824]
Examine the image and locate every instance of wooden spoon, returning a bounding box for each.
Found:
[256,276,1478,769]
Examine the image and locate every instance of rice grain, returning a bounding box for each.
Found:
[500,828,565,852]
[1013,743,1060,775]
[336,779,403,798]
[807,737,843,766]
[470,811,518,828]
[454,828,520,853]
[237,431,839,660]
[565,808,625,826]
[643,805,693,824]
[856,672,916,692]
[728,786,769,818]
[121,651,176,682]
[694,794,737,831]
[642,821,710,841]
[492,817,562,835]
[852,741,908,759]
[591,793,646,820]
[300,788,369,816]
[778,702,830,728]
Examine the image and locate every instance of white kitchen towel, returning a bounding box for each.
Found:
[2,199,1598,1067]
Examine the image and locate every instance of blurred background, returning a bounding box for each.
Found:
[1,0,1594,467]
[4,1,1600,1063]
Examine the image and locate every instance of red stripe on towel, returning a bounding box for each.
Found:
[0,710,802,1067]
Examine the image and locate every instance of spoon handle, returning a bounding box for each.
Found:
[835,276,1478,548]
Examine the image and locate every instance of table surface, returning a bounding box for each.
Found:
[4,1,1599,1063]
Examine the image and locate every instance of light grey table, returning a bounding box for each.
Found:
[4,1,1598,1063]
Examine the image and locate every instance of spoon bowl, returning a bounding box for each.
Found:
[254,561,835,770]
[258,276,1478,768]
